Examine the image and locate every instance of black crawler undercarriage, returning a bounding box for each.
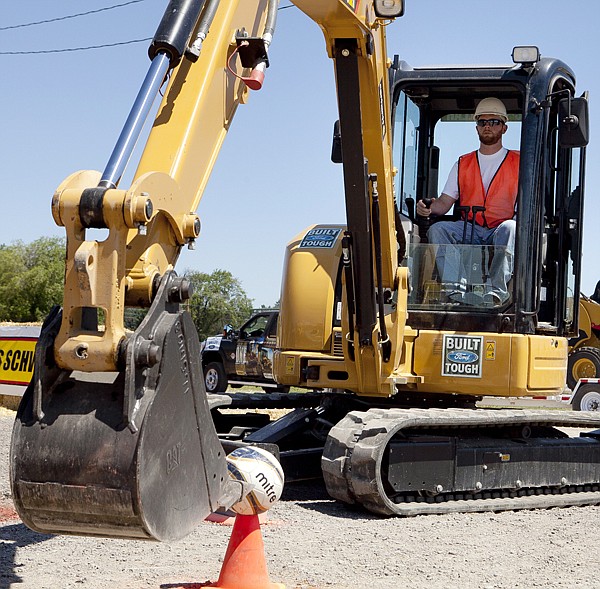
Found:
[210,391,600,516]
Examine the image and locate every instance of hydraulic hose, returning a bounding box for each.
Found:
[263,0,279,47]
[370,176,391,362]
[187,0,220,59]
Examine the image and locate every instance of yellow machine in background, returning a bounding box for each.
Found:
[568,293,600,389]
[9,0,600,539]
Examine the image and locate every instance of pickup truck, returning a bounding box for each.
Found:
[200,310,289,393]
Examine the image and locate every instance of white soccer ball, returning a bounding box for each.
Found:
[226,446,285,515]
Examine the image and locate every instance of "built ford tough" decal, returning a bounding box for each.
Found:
[442,334,483,378]
[299,228,341,249]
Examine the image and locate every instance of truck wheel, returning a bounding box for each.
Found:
[567,346,600,390]
[572,383,600,411]
[204,362,228,393]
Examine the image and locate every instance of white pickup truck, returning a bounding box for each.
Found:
[568,379,600,411]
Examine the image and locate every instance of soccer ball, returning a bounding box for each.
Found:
[226,446,285,515]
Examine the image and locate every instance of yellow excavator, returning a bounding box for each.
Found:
[261,44,600,515]
[568,291,600,389]
[9,0,600,542]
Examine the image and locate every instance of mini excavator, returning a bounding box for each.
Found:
[10,0,600,541]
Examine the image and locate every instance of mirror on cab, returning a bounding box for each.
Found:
[559,96,589,148]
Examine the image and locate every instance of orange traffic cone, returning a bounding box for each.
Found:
[201,513,285,589]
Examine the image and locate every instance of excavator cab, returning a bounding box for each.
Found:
[392,48,588,340]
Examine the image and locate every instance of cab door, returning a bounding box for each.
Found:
[235,313,271,377]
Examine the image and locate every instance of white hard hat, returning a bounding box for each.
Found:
[474,97,508,121]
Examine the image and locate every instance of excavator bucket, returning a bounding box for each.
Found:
[10,274,229,541]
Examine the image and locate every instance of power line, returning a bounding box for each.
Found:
[0,38,151,55]
[0,2,297,56]
[0,0,147,32]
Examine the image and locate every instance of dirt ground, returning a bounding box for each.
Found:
[1,406,600,589]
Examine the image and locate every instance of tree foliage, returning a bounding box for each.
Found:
[0,237,65,322]
[0,240,255,339]
[184,269,253,341]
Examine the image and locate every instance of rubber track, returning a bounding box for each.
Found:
[322,407,600,516]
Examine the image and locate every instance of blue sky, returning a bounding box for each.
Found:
[1,1,599,307]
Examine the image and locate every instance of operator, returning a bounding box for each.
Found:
[416,97,519,306]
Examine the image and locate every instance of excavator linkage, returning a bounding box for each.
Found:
[10,273,229,541]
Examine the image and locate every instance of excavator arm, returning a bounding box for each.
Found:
[278,1,408,395]
[10,0,405,541]
[53,0,402,378]
[53,0,279,373]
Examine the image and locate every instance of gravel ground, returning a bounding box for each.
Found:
[1,406,600,589]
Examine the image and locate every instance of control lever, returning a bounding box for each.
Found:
[470,206,486,242]
[418,197,433,241]
[456,205,471,244]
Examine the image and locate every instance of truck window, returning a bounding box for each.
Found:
[241,315,269,339]
[266,316,278,338]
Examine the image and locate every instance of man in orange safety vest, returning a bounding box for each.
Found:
[416,97,519,306]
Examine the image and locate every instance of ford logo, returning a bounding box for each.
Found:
[306,234,335,241]
[447,351,478,363]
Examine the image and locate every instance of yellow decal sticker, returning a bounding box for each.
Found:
[285,356,296,375]
[0,338,36,385]
[485,341,496,361]
[343,0,360,13]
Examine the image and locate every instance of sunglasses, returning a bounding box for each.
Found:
[476,118,504,128]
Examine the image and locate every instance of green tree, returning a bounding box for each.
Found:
[185,269,253,341]
[0,237,65,322]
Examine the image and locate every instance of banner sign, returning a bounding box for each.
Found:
[0,325,40,389]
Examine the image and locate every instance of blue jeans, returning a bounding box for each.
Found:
[427,219,516,300]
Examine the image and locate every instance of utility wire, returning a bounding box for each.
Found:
[0,2,296,56]
[0,0,147,31]
[0,38,151,55]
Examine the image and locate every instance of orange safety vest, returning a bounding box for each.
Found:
[457,149,520,228]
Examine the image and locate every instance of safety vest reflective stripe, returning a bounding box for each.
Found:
[457,149,520,228]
